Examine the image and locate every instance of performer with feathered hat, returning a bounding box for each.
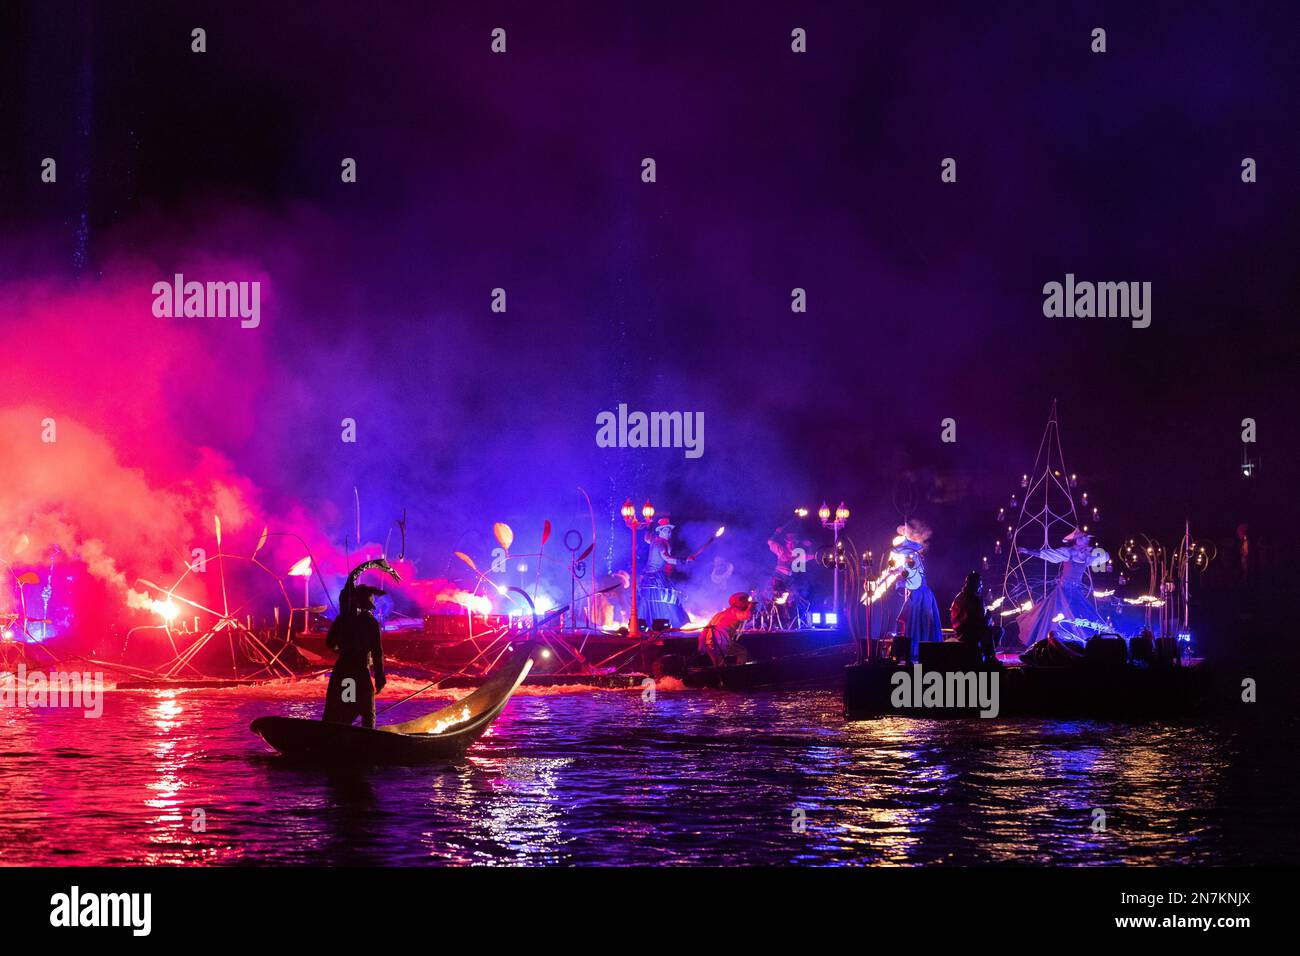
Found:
[639,516,693,628]
[890,522,942,661]
[322,557,400,728]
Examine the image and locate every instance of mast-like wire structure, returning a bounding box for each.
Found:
[1000,401,1095,615]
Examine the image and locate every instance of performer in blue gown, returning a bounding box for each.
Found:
[889,524,942,661]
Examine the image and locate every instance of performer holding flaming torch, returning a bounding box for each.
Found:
[882,523,942,661]
[639,517,693,629]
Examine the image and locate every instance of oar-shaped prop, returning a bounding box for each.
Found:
[493,522,514,552]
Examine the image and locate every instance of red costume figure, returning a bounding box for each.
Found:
[699,592,753,667]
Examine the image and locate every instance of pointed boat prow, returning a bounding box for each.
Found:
[250,643,535,764]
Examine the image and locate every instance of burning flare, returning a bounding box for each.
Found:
[436,588,492,617]
[151,599,180,622]
[425,705,471,735]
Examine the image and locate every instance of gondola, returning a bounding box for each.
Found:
[249,644,534,764]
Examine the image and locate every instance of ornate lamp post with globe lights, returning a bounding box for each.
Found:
[621,498,655,637]
[819,501,850,616]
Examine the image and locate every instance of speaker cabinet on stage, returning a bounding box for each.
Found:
[1085,635,1129,665]
[919,640,982,670]
[1130,633,1154,663]
[880,634,909,661]
[1154,636,1181,665]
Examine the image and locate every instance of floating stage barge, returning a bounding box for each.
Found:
[293,614,856,689]
[843,641,1213,720]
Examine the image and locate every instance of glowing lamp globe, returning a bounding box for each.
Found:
[620,499,635,522]
[641,501,655,522]
[835,503,849,523]
[818,503,831,522]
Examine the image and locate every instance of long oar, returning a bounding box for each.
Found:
[377,607,566,717]
[376,671,463,717]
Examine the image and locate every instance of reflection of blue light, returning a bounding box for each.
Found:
[811,612,822,625]
[824,612,838,626]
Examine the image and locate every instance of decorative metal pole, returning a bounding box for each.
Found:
[621,498,654,636]
[819,501,850,617]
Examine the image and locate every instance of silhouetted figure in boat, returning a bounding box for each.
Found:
[323,558,400,729]
[949,571,999,664]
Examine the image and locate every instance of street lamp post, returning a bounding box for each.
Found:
[621,498,655,637]
[819,501,850,617]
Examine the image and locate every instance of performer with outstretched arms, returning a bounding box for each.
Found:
[767,522,810,626]
[1014,528,1100,647]
[639,516,692,628]
[769,526,798,594]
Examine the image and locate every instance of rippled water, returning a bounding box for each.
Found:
[1,678,1295,866]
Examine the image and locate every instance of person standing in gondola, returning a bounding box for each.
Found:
[639,516,693,629]
[323,558,399,729]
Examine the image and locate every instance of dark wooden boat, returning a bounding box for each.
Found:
[250,644,534,764]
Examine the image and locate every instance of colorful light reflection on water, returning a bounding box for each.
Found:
[0,684,1294,866]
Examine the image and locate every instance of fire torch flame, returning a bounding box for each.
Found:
[425,705,471,735]
[152,599,179,622]
[437,588,492,617]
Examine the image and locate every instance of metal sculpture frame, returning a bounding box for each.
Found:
[1000,402,1098,618]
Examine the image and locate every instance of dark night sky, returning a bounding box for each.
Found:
[0,1,1294,617]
